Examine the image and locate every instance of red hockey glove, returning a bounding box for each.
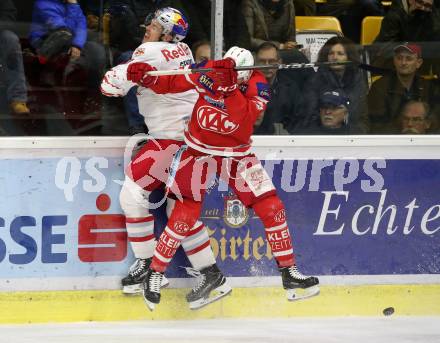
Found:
[127,62,158,87]
[208,58,238,88]
[192,58,238,95]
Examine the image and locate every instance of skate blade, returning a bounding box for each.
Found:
[189,283,232,310]
[287,285,320,301]
[161,276,170,288]
[123,277,169,295]
[122,284,142,295]
[143,297,157,311]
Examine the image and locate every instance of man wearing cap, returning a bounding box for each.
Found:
[373,0,440,75]
[297,91,361,134]
[367,43,438,134]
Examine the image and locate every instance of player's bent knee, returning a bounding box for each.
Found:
[167,198,202,235]
[252,195,286,222]
[119,178,151,216]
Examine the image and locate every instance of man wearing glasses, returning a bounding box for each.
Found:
[399,100,433,134]
[368,43,438,134]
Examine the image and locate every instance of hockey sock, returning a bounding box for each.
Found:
[126,215,155,259]
[120,179,156,258]
[252,195,295,267]
[151,198,202,272]
[182,220,216,270]
[166,199,216,270]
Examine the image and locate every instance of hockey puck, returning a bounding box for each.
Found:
[383,307,394,316]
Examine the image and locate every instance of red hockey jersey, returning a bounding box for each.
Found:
[150,68,270,156]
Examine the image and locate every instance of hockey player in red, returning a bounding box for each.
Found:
[101,7,231,308]
[128,46,320,311]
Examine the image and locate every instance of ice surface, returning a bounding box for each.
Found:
[1,317,439,343]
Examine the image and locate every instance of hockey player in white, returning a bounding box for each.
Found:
[100,7,231,309]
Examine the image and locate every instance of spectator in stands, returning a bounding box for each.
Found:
[242,0,297,51]
[296,91,359,134]
[28,0,112,135]
[391,0,410,11]
[182,0,251,50]
[253,42,304,134]
[300,36,369,133]
[368,43,438,134]
[376,0,440,42]
[319,0,383,43]
[192,40,211,63]
[78,0,106,40]
[30,0,86,64]
[399,100,433,134]
[0,0,30,116]
[373,0,440,75]
[105,0,184,53]
[79,0,105,19]
[29,0,106,84]
[294,0,316,16]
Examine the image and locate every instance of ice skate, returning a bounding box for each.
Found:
[142,269,164,311]
[122,258,169,294]
[280,265,320,301]
[185,264,232,310]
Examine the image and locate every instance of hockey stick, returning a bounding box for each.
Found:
[146,60,378,76]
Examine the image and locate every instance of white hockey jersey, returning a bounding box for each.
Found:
[101,41,198,140]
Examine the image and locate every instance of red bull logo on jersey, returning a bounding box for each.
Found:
[197,105,239,134]
[161,44,190,62]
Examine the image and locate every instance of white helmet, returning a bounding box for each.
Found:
[154,7,189,42]
[224,46,254,82]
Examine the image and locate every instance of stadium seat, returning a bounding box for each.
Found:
[295,16,342,33]
[360,17,384,87]
[294,16,342,63]
[360,16,383,45]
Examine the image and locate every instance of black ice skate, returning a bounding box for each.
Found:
[185,264,232,310]
[121,258,169,294]
[142,269,165,311]
[280,265,320,301]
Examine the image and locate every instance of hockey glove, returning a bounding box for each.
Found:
[192,58,238,95]
[208,58,238,88]
[127,62,158,87]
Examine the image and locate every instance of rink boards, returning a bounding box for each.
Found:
[0,136,439,323]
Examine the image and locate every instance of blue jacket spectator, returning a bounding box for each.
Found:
[29,0,87,50]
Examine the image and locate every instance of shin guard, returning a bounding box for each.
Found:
[151,198,202,272]
[253,196,295,267]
